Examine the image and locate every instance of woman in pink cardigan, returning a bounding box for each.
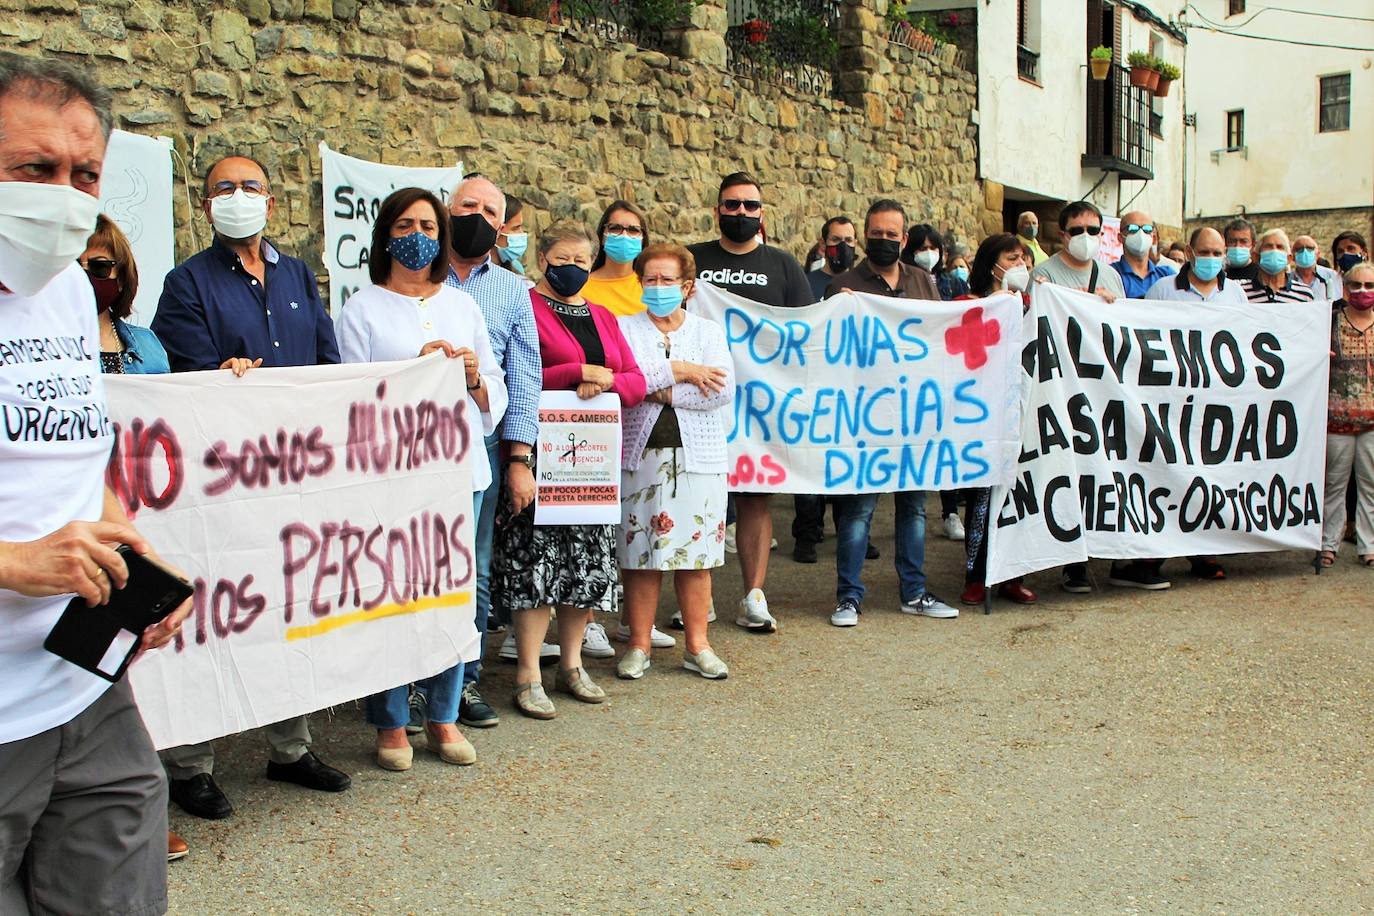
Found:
[494,222,646,720]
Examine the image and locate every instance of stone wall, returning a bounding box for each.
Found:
[1186,207,1374,257]
[1,0,991,282]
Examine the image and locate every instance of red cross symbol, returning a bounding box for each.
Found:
[945,306,1001,370]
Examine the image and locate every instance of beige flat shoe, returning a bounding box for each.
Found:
[376,741,413,771]
[425,728,476,766]
[617,648,651,680]
[513,682,556,720]
[684,648,729,680]
[555,666,607,703]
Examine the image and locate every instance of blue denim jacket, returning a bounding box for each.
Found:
[110,318,171,375]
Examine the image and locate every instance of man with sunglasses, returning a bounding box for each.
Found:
[1110,210,1175,299]
[153,155,349,822]
[688,172,814,634]
[1028,201,1124,303]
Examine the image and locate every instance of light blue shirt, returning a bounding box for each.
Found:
[1144,267,1248,303]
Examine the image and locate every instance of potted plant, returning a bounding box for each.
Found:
[1154,60,1180,97]
[1089,45,1112,80]
[743,16,770,44]
[1127,50,1158,91]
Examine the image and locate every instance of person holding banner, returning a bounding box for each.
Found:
[496,222,646,719]
[1243,229,1315,304]
[1028,201,1124,303]
[337,187,507,769]
[1321,261,1374,567]
[615,243,734,681]
[584,200,650,317]
[1144,227,1245,305]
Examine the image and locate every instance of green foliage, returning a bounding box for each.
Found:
[746,0,838,67]
[628,0,705,33]
[1127,49,1154,69]
[1157,61,1181,80]
[1090,45,1113,61]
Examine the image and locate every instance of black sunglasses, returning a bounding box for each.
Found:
[1066,225,1103,237]
[80,258,118,279]
[720,198,763,214]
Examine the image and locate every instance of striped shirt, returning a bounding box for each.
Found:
[445,257,542,446]
[1243,273,1315,304]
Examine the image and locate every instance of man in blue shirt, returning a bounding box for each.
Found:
[444,175,542,729]
[152,155,349,822]
[1110,209,1175,299]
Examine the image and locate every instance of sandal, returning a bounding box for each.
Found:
[1319,550,1336,568]
[513,682,556,720]
[555,666,607,704]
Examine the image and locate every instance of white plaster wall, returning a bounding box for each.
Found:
[1185,0,1374,218]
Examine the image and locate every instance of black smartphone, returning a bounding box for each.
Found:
[43,545,193,682]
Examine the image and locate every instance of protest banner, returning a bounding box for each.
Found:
[985,284,1328,584]
[1097,215,1123,267]
[534,391,622,525]
[99,129,175,324]
[692,282,1024,495]
[107,356,479,749]
[319,142,463,314]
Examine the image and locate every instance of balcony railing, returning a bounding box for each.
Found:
[725,0,841,97]
[1016,44,1039,82]
[1083,64,1154,180]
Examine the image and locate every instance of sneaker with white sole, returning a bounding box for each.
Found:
[669,604,716,630]
[683,648,729,679]
[943,513,965,541]
[581,621,615,658]
[736,588,777,632]
[616,647,651,680]
[900,592,958,618]
[723,522,737,554]
[830,599,860,627]
[613,623,676,648]
[498,632,561,662]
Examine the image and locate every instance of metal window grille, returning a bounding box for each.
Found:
[724,0,841,97]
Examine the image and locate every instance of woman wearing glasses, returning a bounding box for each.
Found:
[584,200,651,317]
[615,244,734,681]
[81,215,169,376]
[1321,261,1374,568]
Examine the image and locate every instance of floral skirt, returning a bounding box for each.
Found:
[494,481,619,614]
[619,447,727,571]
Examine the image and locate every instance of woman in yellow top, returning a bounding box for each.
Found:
[583,200,651,316]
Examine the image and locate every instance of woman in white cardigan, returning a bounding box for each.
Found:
[616,244,735,681]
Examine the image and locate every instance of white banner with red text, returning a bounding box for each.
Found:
[985,284,1328,584]
[106,356,478,749]
[692,281,1024,494]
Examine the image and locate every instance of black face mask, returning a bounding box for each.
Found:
[450,213,499,259]
[544,263,590,298]
[865,238,902,268]
[825,242,855,273]
[720,214,761,244]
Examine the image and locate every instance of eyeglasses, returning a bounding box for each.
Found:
[720,198,763,214]
[79,258,118,279]
[1347,281,1374,291]
[1066,225,1102,237]
[605,223,644,238]
[1123,223,1155,235]
[642,275,681,285]
[208,179,268,199]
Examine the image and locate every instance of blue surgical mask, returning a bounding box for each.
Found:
[1226,246,1251,267]
[501,232,528,260]
[387,231,441,271]
[1294,249,1317,269]
[1259,249,1290,275]
[951,266,969,284]
[1192,256,1224,282]
[642,284,683,317]
[603,234,643,265]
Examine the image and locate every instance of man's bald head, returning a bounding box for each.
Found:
[450,176,506,228]
[1122,210,1151,228]
[1188,227,1225,258]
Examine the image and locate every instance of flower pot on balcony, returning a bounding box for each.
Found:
[1129,64,1159,92]
[743,18,770,44]
[1153,76,1173,97]
[1089,57,1111,80]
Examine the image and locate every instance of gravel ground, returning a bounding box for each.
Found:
[167,497,1374,914]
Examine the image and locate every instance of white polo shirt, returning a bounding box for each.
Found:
[1144,266,1248,304]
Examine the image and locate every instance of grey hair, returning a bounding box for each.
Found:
[1257,227,1290,250]
[0,52,112,140]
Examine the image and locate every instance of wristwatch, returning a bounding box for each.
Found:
[505,453,535,469]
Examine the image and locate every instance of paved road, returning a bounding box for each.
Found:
[167,499,1373,913]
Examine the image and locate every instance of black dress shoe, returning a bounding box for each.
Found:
[792,541,818,564]
[265,751,351,792]
[459,684,500,728]
[168,773,233,820]
[865,542,880,560]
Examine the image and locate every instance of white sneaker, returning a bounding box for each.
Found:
[613,623,676,648]
[736,588,777,632]
[683,648,729,679]
[616,647,651,680]
[900,592,959,619]
[581,621,615,658]
[830,599,860,627]
[498,632,561,661]
[943,513,965,541]
[669,604,716,629]
[723,522,737,554]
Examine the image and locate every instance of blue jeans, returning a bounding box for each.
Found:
[464,433,501,688]
[366,661,463,729]
[834,491,928,605]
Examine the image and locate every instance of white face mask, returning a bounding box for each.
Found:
[0,181,102,298]
[913,249,940,271]
[1001,264,1030,292]
[1124,231,1153,257]
[1067,232,1100,262]
[209,188,270,240]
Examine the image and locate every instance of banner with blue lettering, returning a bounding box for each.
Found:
[985,284,1328,584]
[692,282,1024,494]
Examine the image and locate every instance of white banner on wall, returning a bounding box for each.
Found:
[319,142,463,315]
[99,130,175,325]
[692,282,1024,494]
[109,356,479,749]
[985,284,1329,584]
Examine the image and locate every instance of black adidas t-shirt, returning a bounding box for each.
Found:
[687,240,815,307]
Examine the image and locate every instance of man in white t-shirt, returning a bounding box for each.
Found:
[0,53,190,915]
